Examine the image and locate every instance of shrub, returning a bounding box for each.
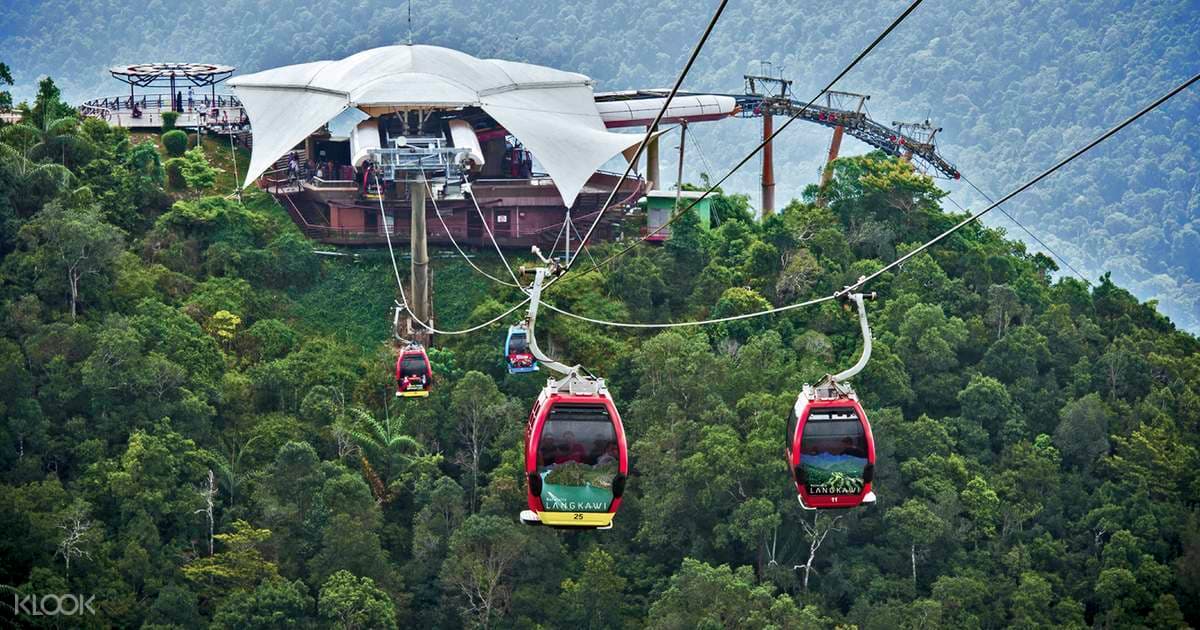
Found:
[162,129,188,157]
[160,110,179,131]
[164,157,186,189]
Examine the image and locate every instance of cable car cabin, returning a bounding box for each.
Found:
[505,326,538,374]
[395,345,433,398]
[522,386,628,529]
[786,384,876,509]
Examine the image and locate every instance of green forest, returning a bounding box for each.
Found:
[2,72,1199,628]
[1,0,1198,331]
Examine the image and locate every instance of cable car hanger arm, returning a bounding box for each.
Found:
[523,260,577,377]
[831,291,875,384]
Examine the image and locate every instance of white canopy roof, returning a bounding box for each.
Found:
[229,45,645,206]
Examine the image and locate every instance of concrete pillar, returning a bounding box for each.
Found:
[409,175,430,342]
[646,124,660,190]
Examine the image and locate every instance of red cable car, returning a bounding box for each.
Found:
[786,291,878,509]
[395,343,432,398]
[787,382,876,509]
[520,380,628,529]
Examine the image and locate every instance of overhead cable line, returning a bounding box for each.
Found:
[421,171,521,288]
[466,182,525,287]
[536,294,837,328]
[373,171,530,335]
[564,0,926,279]
[566,0,731,273]
[841,71,1200,296]
[522,71,1199,329]
[959,174,1092,285]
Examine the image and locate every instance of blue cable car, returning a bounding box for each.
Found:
[506,324,538,374]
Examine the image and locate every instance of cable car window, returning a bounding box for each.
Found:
[509,333,528,354]
[537,403,617,513]
[800,407,868,495]
[401,356,427,375]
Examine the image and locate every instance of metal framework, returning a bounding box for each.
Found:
[739,75,961,180]
[106,62,236,111]
[108,63,235,88]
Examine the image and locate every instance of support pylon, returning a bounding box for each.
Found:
[409,174,431,345]
[761,112,775,217]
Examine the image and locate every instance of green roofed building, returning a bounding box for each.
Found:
[642,190,712,242]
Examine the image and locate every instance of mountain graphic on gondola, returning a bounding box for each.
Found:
[803,453,867,494]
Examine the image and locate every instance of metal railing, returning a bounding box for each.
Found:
[80,93,242,114]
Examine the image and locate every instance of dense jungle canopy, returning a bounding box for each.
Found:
[1,73,1198,628]
[2,0,1198,331]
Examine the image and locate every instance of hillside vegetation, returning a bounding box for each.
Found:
[2,76,1199,628]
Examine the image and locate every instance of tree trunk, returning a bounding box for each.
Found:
[803,545,815,592]
[68,268,79,321]
[911,543,917,584]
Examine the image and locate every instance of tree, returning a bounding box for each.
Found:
[981,325,1050,383]
[795,510,842,592]
[1009,571,1054,629]
[451,371,514,512]
[0,61,12,112]
[206,310,242,349]
[559,549,628,630]
[182,520,279,596]
[646,559,812,630]
[1052,393,1114,470]
[24,76,73,130]
[336,406,424,505]
[984,284,1026,337]
[318,570,398,630]
[775,248,822,303]
[440,515,528,629]
[886,499,946,585]
[12,201,124,319]
[958,374,1021,451]
[960,476,1001,545]
[211,577,313,629]
[711,286,772,342]
[53,499,93,577]
[894,302,968,412]
[161,129,188,157]
[179,146,218,196]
